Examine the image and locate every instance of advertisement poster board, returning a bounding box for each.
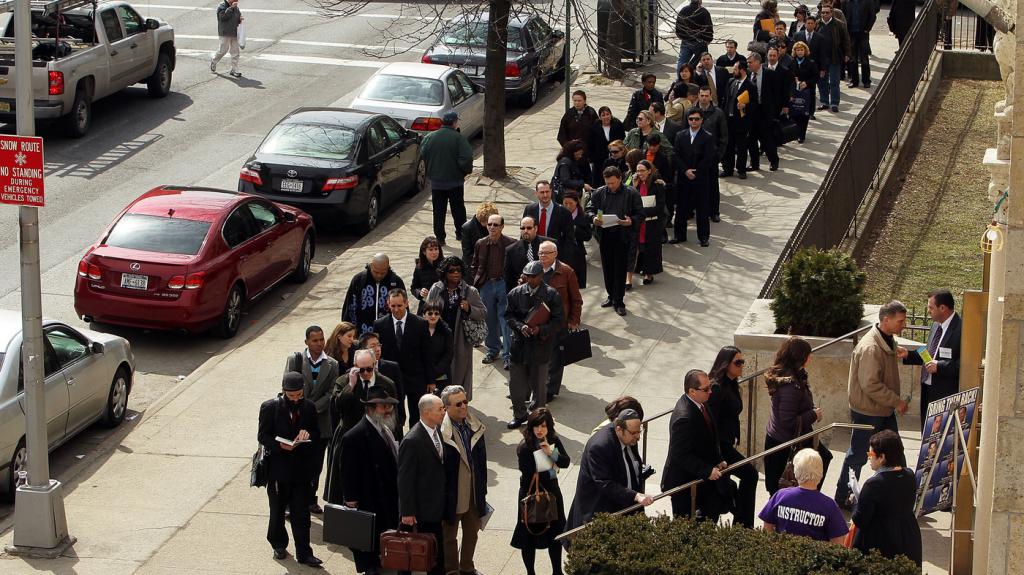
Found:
[914,387,979,515]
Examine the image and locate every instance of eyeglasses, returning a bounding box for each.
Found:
[733,359,745,367]
[358,367,374,373]
[453,400,469,407]
[634,168,648,173]
[697,386,712,393]
[446,268,462,274]
[486,222,502,227]
[424,311,441,316]
[520,226,535,230]
[538,251,556,255]
[688,117,703,121]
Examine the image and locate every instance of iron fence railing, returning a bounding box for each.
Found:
[938,6,996,52]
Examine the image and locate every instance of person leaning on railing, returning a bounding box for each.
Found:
[763,337,833,495]
[706,346,758,528]
[758,448,848,544]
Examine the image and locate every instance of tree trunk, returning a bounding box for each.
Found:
[483,0,510,179]
[604,0,625,79]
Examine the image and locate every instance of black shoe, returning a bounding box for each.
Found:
[615,306,627,317]
[797,138,805,144]
[507,417,526,429]
[546,393,555,402]
[737,172,747,180]
[700,240,710,247]
[769,162,779,172]
[298,555,324,568]
[719,170,732,178]
[863,83,871,89]
[625,283,632,291]
[668,238,682,244]
[746,165,760,172]
[273,548,288,560]
[481,354,496,365]
[831,106,839,113]
[817,104,829,111]
[600,298,614,308]
[642,276,653,285]
[309,504,323,515]
[848,82,859,88]
[711,215,721,223]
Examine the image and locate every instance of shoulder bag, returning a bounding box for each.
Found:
[460,287,488,346]
[250,397,281,488]
[520,472,559,534]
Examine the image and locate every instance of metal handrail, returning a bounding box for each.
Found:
[639,323,874,462]
[556,422,875,541]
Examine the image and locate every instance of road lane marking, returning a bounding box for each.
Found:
[139,4,451,20]
[175,34,424,52]
[176,47,390,67]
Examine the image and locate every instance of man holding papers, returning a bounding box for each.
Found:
[505,261,564,429]
[902,289,962,427]
[721,61,755,180]
[585,166,645,317]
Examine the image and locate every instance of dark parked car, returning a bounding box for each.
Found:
[421,13,566,107]
[74,186,315,338]
[238,107,425,232]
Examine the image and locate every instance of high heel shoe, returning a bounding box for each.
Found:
[625,283,633,291]
[642,276,653,285]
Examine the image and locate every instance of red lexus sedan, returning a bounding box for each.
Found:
[74,186,315,338]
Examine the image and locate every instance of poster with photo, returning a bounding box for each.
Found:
[914,387,979,516]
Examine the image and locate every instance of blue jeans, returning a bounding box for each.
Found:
[835,410,899,502]
[677,42,707,72]
[479,279,510,360]
[818,63,841,107]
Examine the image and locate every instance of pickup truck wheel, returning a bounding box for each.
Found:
[63,90,91,138]
[147,53,172,98]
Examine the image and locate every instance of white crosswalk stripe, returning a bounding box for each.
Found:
[175,34,424,52]
[138,4,451,21]
[176,47,389,68]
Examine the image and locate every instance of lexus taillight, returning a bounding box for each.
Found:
[322,175,359,191]
[48,71,64,95]
[240,166,263,186]
[410,117,442,131]
[420,53,432,63]
[77,259,101,280]
[505,62,521,77]
[168,273,204,290]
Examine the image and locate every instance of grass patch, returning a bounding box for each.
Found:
[859,78,1000,312]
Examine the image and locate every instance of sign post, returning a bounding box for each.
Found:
[2,0,74,559]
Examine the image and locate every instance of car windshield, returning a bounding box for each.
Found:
[104,214,211,255]
[362,75,444,106]
[441,21,522,51]
[259,123,356,161]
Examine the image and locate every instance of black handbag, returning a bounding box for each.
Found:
[559,329,592,366]
[250,444,269,487]
[789,88,812,117]
[521,473,559,534]
[772,117,801,145]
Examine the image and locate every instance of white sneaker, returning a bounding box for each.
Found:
[229,70,242,77]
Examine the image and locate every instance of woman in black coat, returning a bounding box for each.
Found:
[789,41,819,143]
[629,160,665,284]
[852,430,923,566]
[706,345,757,528]
[421,300,454,389]
[587,106,626,186]
[559,191,592,288]
[410,236,443,314]
[511,408,570,575]
[553,139,593,201]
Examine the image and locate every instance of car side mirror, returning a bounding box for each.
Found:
[146,18,160,30]
[475,83,485,93]
[282,211,297,223]
[551,30,565,39]
[91,341,105,354]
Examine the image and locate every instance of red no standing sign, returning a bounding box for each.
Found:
[0,135,44,207]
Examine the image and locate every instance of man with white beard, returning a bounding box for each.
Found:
[331,385,401,575]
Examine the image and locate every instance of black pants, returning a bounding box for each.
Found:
[547,330,566,396]
[710,170,721,217]
[848,31,872,86]
[721,444,757,528]
[267,479,313,559]
[309,437,329,505]
[764,434,833,495]
[431,185,467,242]
[354,546,381,574]
[676,180,710,243]
[598,230,628,307]
[522,545,564,575]
[747,116,779,168]
[723,116,749,175]
[398,520,445,575]
[669,485,719,523]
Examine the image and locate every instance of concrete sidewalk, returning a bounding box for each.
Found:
[0,27,951,575]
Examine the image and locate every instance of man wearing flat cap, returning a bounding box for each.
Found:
[257,372,323,567]
[333,386,401,575]
[505,260,564,429]
[420,110,473,245]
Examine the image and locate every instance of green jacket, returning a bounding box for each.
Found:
[421,126,473,189]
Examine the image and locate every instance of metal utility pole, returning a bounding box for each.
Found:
[4,0,74,558]
[564,0,570,112]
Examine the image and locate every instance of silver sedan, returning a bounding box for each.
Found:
[0,310,134,497]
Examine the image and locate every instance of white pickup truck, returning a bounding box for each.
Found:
[0,0,175,137]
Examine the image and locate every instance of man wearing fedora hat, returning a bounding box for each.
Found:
[258,372,323,567]
[332,386,401,575]
[505,261,564,429]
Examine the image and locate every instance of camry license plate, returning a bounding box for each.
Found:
[0,101,10,113]
[280,178,304,193]
[120,273,148,290]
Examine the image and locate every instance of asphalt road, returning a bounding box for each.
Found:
[0,0,566,517]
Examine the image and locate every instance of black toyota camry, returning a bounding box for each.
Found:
[238,108,425,233]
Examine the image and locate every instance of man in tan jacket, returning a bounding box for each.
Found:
[834,301,909,508]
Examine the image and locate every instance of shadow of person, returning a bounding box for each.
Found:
[225,74,266,89]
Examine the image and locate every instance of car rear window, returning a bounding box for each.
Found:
[441,21,522,51]
[104,213,211,255]
[362,75,444,106]
[259,123,356,161]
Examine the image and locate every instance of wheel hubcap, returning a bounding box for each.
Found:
[417,161,426,190]
[302,240,311,272]
[227,290,241,329]
[532,79,538,101]
[112,376,127,419]
[13,446,26,476]
[368,195,379,229]
[77,103,88,128]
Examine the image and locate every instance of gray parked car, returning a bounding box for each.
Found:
[0,310,134,498]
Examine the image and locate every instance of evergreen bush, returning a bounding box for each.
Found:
[565,514,919,575]
[769,247,866,337]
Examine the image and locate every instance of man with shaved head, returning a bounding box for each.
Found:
[398,393,448,575]
[342,252,406,335]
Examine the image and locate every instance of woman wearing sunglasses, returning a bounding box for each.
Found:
[421,300,454,394]
[426,256,486,399]
[707,345,758,527]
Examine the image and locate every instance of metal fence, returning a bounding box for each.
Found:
[938,6,997,51]
[759,0,940,298]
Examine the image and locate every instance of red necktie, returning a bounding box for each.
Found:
[701,405,713,431]
[539,207,548,237]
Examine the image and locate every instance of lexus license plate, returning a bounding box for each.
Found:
[120,273,148,290]
[280,178,304,193]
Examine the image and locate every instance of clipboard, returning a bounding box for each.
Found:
[641,195,656,208]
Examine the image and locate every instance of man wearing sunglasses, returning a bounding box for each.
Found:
[333,349,399,437]
[504,216,553,294]
[439,385,489,575]
[471,214,516,370]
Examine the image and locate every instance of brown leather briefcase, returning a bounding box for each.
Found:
[379,526,436,572]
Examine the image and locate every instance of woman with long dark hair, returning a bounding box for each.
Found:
[324,321,357,372]
[411,236,443,314]
[560,191,592,288]
[851,430,922,566]
[763,336,831,495]
[706,345,757,527]
[627,160,664,287]
[553,139,593,201]
[511,408,570,575]
[587,106,626,186]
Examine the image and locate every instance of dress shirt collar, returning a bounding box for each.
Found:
[686,394,705,411]
[306,348,324,365]
[937,313,955,340]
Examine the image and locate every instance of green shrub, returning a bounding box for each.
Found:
[770,247,866,337]
[565,514,919,575]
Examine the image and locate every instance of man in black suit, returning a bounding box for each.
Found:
[522,181,571,252]
[794,15,825,64]
[398,394,448,575]
[335,386,400,575]
[904,289,962,427]
[258,372,323,568]
[333,349,400,436]
[566,409,654,533]
[721,61,753,180]
[661,369,729,522]
[503,216,553,293]
[358,331,407,432]
[374,289,433,426]
[673,108,718,247]
[650,101,681,145]
[695,52,731,110]
[766,47,795,116]
[745,53,781,172]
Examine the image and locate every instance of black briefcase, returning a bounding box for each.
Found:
[773,117,801,145]
[323,503,376,551]
[559,329,592,366]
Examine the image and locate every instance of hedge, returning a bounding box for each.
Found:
[565,514,919,575]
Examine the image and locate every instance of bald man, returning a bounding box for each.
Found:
[342,253,406,335]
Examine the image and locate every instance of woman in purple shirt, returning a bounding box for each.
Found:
[759,448,848,544]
